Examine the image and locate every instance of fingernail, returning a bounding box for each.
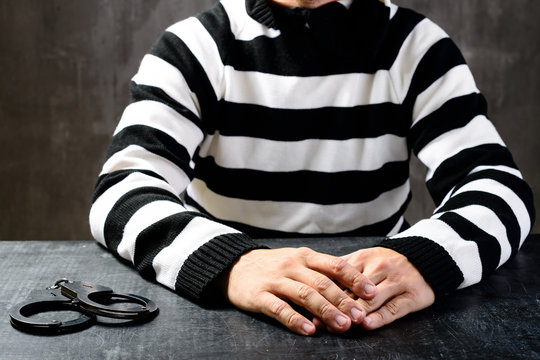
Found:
[364,316,372,328]
[364,283,376,295]
[350,307,363,322]
[302,322,315,334]
[335,315,349,327]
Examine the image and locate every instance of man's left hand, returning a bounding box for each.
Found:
[313,247,435,330]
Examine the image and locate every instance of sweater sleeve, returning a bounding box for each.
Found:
[379,18,535,296]
[89,17,265,304]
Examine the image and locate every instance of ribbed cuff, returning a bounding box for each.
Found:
[175,233,268,305]
[378,236,464,297]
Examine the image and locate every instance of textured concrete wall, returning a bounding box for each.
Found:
[0,0,538,239]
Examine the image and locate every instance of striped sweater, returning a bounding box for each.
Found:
[89,0,535,302]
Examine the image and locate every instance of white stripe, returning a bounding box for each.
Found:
[338,0,353,8]
[433,166,523,214]
[187,178,410,234]
[413,66,478,124]
[418,115,505,181]
[157,12,449,112]
[89,172,179,247]
[220,18,446,110]
[386,1,398,19]
[161,16,446,110]
[389,18,448,102]
[387,216,405,237]
[100,145,191,193]
[433,205,512,268]
[221,0,281,41]
[117,200,186,262]
[132,54,201,117]
[198,133,408,172]
[224,68,399,109]
[114,101,204,158]
[152,217,240,290]
[380,0,397,18]
[392,219,482,288]
[451,178,530,245]
[167,18,225,98]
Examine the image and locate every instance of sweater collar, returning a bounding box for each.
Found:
[245,0,389,29]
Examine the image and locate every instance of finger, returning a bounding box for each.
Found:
[256,292,316,336]
[274,277,353,332]
[302,249,377,299]
[292,268,366,325]
[354,278,405,314]
[362,294,417,330]
[312,316,325,330]
[361,264,388,285]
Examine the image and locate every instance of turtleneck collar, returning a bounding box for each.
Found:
[245,0,388,29]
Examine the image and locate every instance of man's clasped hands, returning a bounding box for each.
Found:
[220,246,436,335]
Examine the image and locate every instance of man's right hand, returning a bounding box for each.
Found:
[219,247,378,335]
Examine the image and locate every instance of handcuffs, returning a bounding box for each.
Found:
[9,279,159,335]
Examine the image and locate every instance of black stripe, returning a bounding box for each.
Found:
[194,155,409,204]
[379,235,463,296]
[372,8,425,70]
[452,169,535,225]
[435,191,521,256]
[438,212,501,278]
[196,2,232,66]
[185,191,411,238]
[150,31,217,123]
[104,187,180,252]
[92,170,166,204]
[427,144,517,205]
[133,212,204,280]
[408,93,488,154]
[130,83,204,133]
[105,125,194,180]
[404,38,466,107]
[216,100,407,140]
[197,3,423,75]
[176,233,266,303]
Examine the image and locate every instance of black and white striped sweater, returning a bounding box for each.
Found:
[89,0,535,302]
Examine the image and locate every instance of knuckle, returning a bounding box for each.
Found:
[318,302,334,318]
[296,284,315,301]
[372,311,386,323]
[335,295,352,311]
[329,257,347,273]
[351,271,366,290]
[269,299,288,317]
[385,300,400,316]
[358,297,378,310]
[312,275,332,293]
[376,258,392,270]
[277,258,294,270]
[286,313,303,328]
[296,247,313,257]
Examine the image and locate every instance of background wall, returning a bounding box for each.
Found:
[1,0,538,240]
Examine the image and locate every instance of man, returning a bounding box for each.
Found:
[89,0,535,335]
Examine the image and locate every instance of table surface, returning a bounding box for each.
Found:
[0,236,538,360]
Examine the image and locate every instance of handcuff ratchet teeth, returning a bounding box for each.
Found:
[9,279,159,335]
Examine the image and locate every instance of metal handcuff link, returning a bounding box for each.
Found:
[9,279,158,335]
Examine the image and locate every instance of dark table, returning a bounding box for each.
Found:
[1,236,538,360]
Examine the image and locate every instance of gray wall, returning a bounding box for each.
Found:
[0,0,538,240]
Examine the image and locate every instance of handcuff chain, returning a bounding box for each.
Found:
[48,278,70,290]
